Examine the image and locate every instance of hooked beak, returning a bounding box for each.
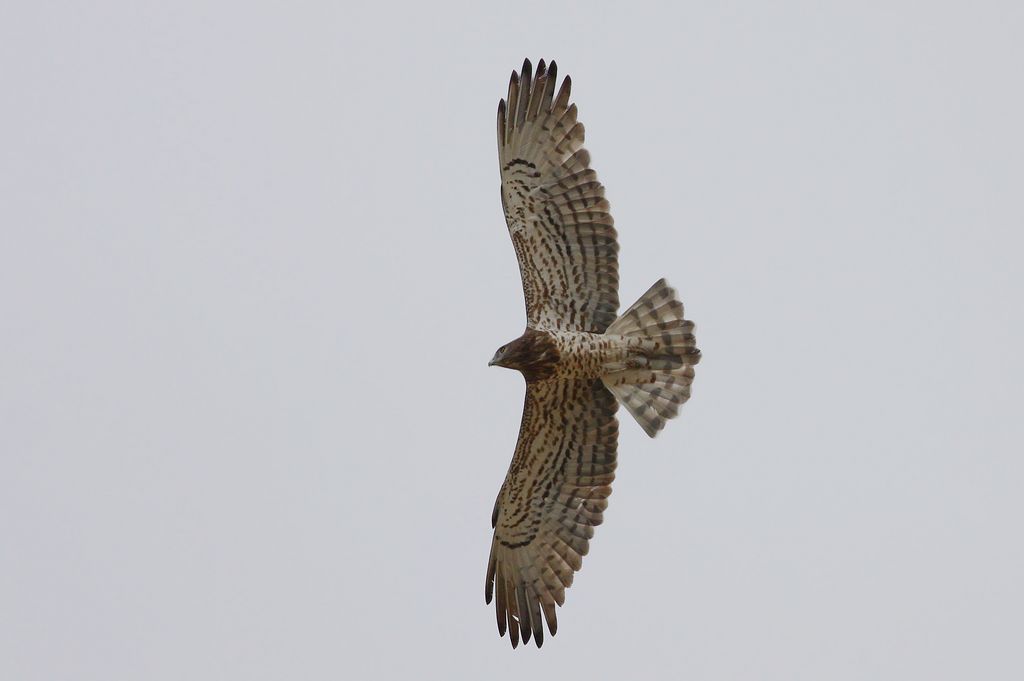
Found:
[488,351,502,367]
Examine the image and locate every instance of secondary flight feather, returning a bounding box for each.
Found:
[485,58,701,648]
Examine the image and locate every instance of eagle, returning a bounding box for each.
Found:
[485,58,702,648]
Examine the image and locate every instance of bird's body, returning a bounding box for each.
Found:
[485,58,701,648]
[495,329,687,381]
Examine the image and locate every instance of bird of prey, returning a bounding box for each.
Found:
[485,58,701,648]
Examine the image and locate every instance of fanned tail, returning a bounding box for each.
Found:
[602,279,701,437]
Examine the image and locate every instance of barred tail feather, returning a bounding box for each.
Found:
[603,279,700,437]
[604,367,695,437]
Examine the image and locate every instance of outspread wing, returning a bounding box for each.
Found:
[485,379,618,648]
[498,59,620,333]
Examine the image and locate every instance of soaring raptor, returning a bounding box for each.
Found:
[485,59,702,648]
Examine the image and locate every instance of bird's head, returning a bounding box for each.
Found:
[488,330,560,380]
[488,342,514,369]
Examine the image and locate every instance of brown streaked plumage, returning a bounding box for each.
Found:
[486,59,702,648]
[489,328,561,382]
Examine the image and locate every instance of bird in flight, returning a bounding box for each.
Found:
[485,59,701,648]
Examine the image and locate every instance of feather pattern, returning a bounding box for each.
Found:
[603,279,701,437]
[485,378,618,648]
[486,60,700,649]
[498,58,620,333]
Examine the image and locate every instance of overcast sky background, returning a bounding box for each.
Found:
[2,2,1023,679]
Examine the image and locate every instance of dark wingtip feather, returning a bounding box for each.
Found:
[507,578,520,647]
[485,554,496,604]
[545,61,558,101]
[516,586,533,645]
[509,613,520,648]
[552,72,572,111]
[495,570,508,636]
[519,61,532,97]
[541,599,558,637]
[497,98,506,148]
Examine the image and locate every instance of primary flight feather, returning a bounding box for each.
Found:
[485,58,701,648]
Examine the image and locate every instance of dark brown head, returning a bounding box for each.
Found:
[488,329,560,381]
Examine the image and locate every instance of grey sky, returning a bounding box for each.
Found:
[2,2,1022,679]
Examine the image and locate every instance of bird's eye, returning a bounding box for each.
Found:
[500,345,507,353]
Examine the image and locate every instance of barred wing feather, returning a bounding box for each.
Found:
[485,379,619,648]
[498,58,620,333]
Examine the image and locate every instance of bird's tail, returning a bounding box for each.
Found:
[601,279,701,437]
